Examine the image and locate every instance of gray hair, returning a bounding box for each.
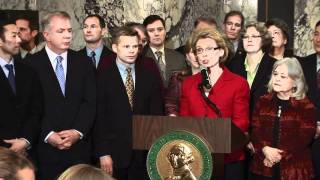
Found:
[41,11,71,31]
[267,57,307,100]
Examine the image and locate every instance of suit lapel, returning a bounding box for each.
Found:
[41,49,66,98]
[145,46,157,60]
[111,60,132,110]
[0,66,15,96]
[133,64,144,112]
[250,54,271,93]
[14,61,25,98]
[210,68,232,93]
[65,51,73,98]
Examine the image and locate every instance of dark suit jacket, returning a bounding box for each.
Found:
[0,60,42,147]
[94,58,164,168]
[300,53,319,109]
[228,53,276,117]
[26,49,96,165]
[143,45,187,87]
[78,45,114,70]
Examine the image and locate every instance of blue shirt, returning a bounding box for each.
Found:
[86,45,103,67]
[116,58,135,87]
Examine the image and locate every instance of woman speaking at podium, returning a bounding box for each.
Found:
[179,28,250,180]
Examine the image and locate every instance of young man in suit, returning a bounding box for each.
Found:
[94,26,164,180]
[142,15,186,87]
[0,18,42,157]
[79,14,114,69]
[26,11,96,180]
[223,11,245,55]
[300,20,320,179]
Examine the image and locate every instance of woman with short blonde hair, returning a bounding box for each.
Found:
[180,28,250,180]
[58,164,114,180]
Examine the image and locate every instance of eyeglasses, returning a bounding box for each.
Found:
[242,35,262,40]
[196,47,220,55]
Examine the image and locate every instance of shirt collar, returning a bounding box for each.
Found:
[0,56,14,69]
[115,57,135,71]
[45,45,68,64]
[150,45,164,56]
[86,45,104,56]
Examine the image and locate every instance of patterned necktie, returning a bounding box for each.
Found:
[155,51,166,80]
[55,56,65,96]
[5,64,16,94]
[125,67,134,108]
[90,51,96,68]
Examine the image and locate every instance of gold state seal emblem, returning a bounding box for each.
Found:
[147,131,212,180]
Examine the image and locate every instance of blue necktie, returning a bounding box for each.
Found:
[55,56,65,96]
[5,64,16,94]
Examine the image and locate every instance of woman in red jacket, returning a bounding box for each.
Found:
[179,28,250,180]
[250,57,316,180]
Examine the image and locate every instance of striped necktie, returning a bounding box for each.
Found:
[55,56,65,96]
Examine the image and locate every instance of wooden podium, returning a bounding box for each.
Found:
[132,115,248,180]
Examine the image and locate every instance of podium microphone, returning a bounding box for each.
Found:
[200,66,212,89]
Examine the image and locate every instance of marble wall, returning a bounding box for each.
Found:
[1,0,257,51]
[294,0,320,56]
[2,0,319,56]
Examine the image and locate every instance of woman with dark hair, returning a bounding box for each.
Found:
[266,18,293,60]
[180,28,250,180]
[165,31,200,116]
[250,57,316,180]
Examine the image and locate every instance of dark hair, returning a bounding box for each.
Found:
[316,20,320,29]
[0,147,35,180]
[194,16,217,28]
[111,26,139,45]
[83,14,106,28]
[224,10,244,28]
[0,17,15,41]
[15,15,39,31]
[125,22,148,38]
[143,15,165,28]
[265,18,289,43]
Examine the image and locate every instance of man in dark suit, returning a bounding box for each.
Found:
[142,15,186,87]
[0,18,42,157]
[79,14,114,69]
[26,11,96,180]
[94,26,163,180]
[300,20,320,179]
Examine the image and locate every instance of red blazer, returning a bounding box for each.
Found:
[180,67,250,163]
[250,93,316,180]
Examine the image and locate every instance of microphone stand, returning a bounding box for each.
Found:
[198,83,222,118]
